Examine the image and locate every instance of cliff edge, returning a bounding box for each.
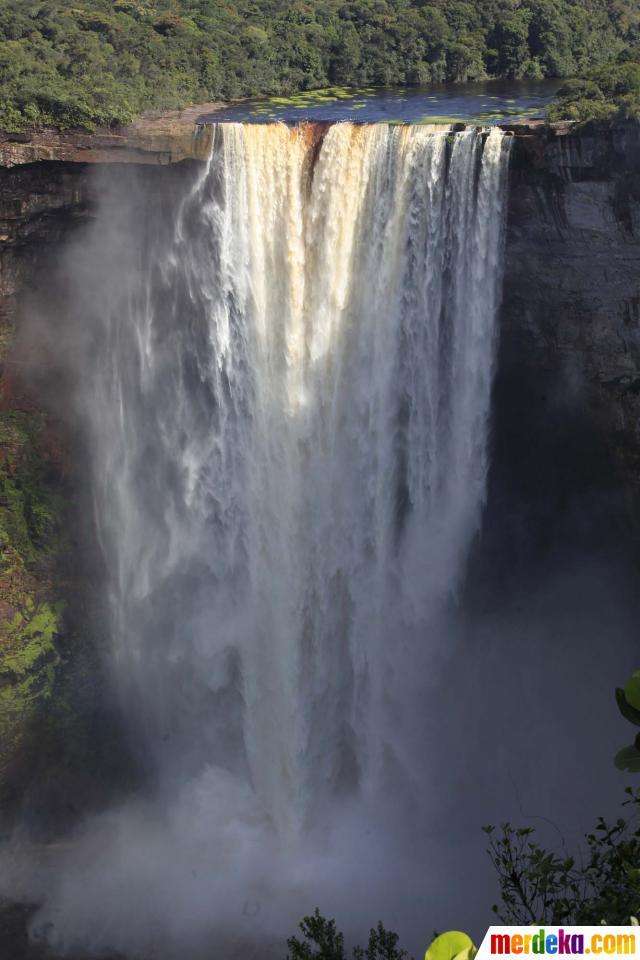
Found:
[0,104,220,168]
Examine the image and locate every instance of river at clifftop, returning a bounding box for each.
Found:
[203,79,558,125]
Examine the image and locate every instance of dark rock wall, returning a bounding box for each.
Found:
[496,122,640,559]
[0,163,101,817]
[0,163,95,345]
[504,123,640,464]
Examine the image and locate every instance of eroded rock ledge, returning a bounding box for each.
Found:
[0,103,220,168]
[0,111,575,169]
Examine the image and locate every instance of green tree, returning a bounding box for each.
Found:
[485,790,640,924]
[286,910,409,960]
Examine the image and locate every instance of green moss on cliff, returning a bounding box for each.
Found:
[2,599,63,674]
[0,330,70,780]
[0,412,62,567]
[0,600,63,772]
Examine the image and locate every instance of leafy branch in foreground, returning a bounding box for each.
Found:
[484,789,640,925]
[615,671,640,773]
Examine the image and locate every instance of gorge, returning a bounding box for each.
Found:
[0,116,639,958]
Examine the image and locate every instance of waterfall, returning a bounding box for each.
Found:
[87,122,511,835]
[24,122,511,957]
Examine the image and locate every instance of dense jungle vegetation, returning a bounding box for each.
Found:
[0,0,640,130]
[547,58,640,121]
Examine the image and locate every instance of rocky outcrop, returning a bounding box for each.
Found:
[0,104,220,360]
[0,104,217,168]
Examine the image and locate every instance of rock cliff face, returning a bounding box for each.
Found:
[0,105,216,168]
[499,122,640,539]
[0,161,91,807]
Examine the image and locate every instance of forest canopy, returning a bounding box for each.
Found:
[0,0,639,130]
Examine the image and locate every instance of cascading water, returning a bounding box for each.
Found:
[20,123,512,957]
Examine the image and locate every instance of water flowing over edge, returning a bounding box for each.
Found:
[97,121,511,832]
[13,122,512,958]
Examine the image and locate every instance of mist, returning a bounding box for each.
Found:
[0,124,637,960]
